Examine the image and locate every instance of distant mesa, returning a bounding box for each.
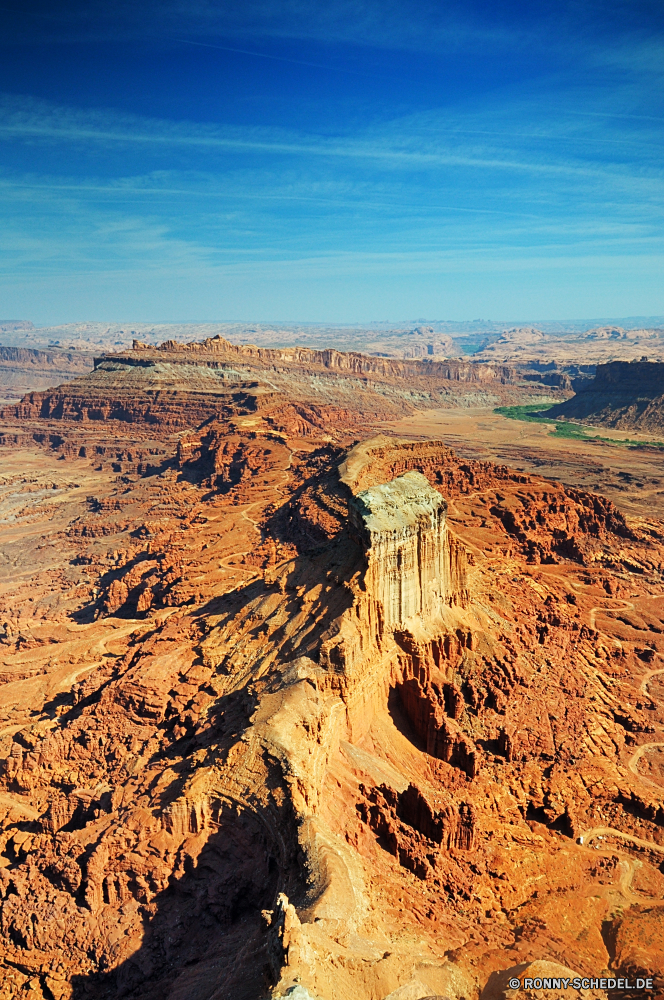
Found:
[473,323,664,366]
[0,333,564,475]
[501,326,545,342]
[585,325,658,341]
[0,343,93,404]
[478,327,545,353]
[0,357,274,430]
[0,334,524,436]
[543,359,664,433]
[400,326,455,359]
[0,319,34,332]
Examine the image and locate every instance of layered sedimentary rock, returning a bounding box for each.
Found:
[349,471,466,625]
[0,358,283,476]
[1,359,275,429]
[137,332,512,382]
[0,334,566,475]
[123,334,559,414]
[0,357,664,999]
[0,344,92,402]
[544,360,664,433]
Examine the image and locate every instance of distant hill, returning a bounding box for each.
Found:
[543,359,664,432]
[0,320,34,334]
[474,325,664,364]
[0,343,93,402]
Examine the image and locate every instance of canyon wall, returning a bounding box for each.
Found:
[0,360,273,429]
[545,360,664,433]
[0,334,566,475]
[140,333,517,384]
[0,345,93,403]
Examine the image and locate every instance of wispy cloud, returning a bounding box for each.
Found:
[176,38,381,77]
[1,161,662,278]
[1,93,662,189]
[1,0,663,321]
[1,0,527,54]
[5,0,664,76]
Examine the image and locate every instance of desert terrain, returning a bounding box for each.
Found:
[473,326,664,366]
[0,332,662,1000]
[388,407,664,521]
[3,316,663,361]
[0,348,93,407]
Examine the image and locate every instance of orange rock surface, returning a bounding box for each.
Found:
[0,339,662,1000]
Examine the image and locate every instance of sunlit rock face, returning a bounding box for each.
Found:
[349,470,467,626]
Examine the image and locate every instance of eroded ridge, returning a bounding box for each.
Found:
[1,410,664,1000]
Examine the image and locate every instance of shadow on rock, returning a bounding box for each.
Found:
[70,800,290,1000]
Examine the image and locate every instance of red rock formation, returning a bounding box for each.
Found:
[0,380,663,999]
[1,359,276,430]
[140,332,517,383]
[349,471,468,623]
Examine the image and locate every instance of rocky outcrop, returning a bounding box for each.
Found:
[340,435,635,565]
[0,335,561,484]
[349,471,467,625]
[2,406,664,1000]
[0,359,275,430]
[401,327,454,359]
[0,344,92,402]
[139,333,518,385]
[543,360,664,433]
[609,904,664,992]
[357,782,477,879]
[338,434,533,495]
[117,335,563,417]
[0,332,566,489]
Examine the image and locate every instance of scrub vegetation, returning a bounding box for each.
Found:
[494,405,664,450]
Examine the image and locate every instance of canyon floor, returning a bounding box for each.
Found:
[0,337,662,1000]
[388,408,664,520]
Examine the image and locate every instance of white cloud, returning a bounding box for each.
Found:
[1,92,662,191]
[0,32,662,320]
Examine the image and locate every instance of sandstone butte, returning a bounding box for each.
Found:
[544,361,664,435]
[0,337,661,1000]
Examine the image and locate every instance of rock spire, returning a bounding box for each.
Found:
[350,470,464,625]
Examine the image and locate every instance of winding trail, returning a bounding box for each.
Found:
[579,826,664,857]
[627,741,664,791]
[201,446,296,589]
[617,858,642,904]
[588,597,633,632]
[575,592,664,901]
[641,665,664,697]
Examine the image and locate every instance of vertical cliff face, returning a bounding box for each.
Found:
[349,470,467,627]
[542,359,664,431]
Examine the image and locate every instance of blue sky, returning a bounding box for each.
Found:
[1,0,663,324]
